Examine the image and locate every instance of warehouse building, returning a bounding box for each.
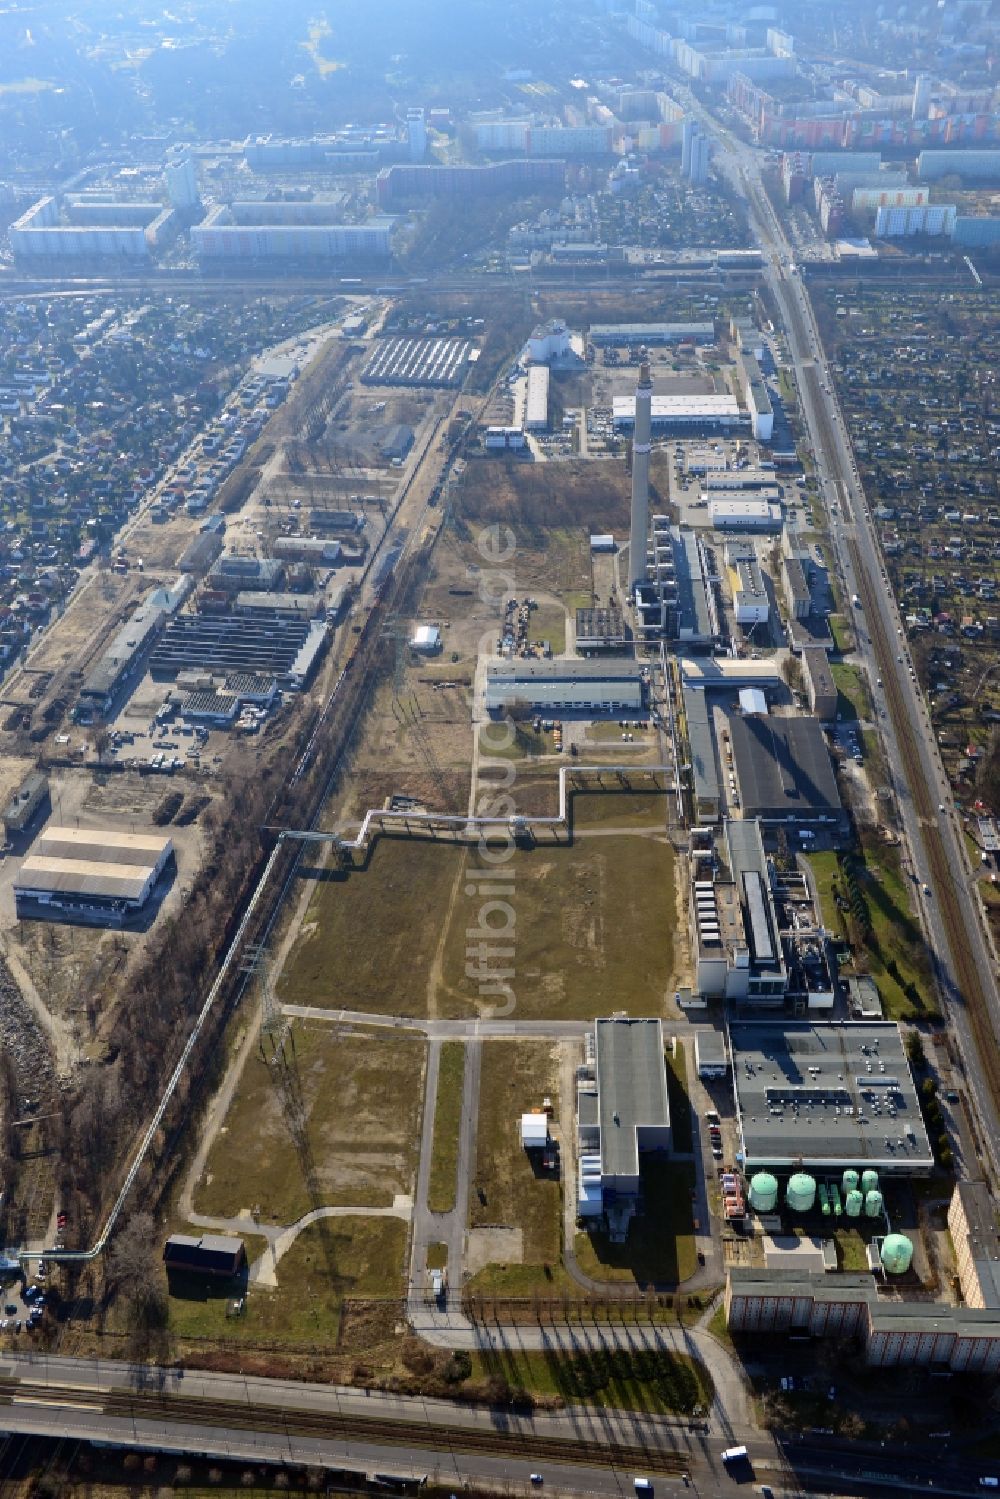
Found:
[948,1181,1000,1310]
[729,1020,933,1175]
[151,614,328,689]
[208,556,285,594]
[271,536,342,566]
[163,1234,247,1278]
[362,336,473,387]
[524,364,550,431]
[16,827,175,924]
[729,713,844,833]
[310,509,365,534]
[684,687,721,824]
[79,598,169,718]
[589,322,715,346]
[725,1268,1000,1369]
[577,1018,672,1239]
[485,659,644,715]
[801,647,837,721]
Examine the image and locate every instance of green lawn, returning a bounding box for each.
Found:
[808,850,842,930]
[468,1345,712,1416]
[529,604,566,656]
[193,1024,424,1224]
[428,1042,465,1214]
[575,1161,697,1288]
[829,614,853,654]
[831,662,871,720]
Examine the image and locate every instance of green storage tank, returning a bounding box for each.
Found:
[861,1169,879,1195]
[842,1169,859,1195]
[845,1189,864,1218]
[748,1172,779,1213]
[786,1172,817,1213]
[819,1182,830,1215]
[865,1189,884,1218]
[881,1234,914,1275]
[831,1183,842,1216]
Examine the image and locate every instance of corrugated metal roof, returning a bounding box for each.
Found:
[36,826,172,867]
[16,856,152,901]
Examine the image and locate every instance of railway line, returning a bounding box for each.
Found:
[0,1381,689,1475]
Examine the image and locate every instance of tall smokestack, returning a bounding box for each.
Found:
[629,352,652,593]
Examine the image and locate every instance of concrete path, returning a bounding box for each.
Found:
[280,1004,591,1039]
[408,1038,481,1313]
[252,1198,412,1288]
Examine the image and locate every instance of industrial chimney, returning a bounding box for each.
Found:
[628,352,652,593]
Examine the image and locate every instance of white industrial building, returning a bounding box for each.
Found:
[410,624,442,653]
[485,659,643,715]
[527,320,573,363]
[731,558,769,624]
[738,353,774,442]
[613,393,742,432]
[710,496,782,531]
[590,322,714,346]
[524,364,550,431]
[16,827,175,924]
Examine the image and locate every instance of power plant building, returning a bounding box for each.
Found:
[576,1018,672,1239]
[729,1020,934,1175]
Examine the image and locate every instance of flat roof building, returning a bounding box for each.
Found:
[801,647,837,722]
[577,1018,671,1240]
[613,393,743,432]
[730,1020,934,1174]
[164,1234,247,1278]
[729,713,844,832]
[783,556,812,620]
[589,322,715,346]
[2,770,49,839]
[710,496,782,531]
[576,607,629,653]
[739,352,774,441]
[684,688,721,824]
[695,1030,729,1078]
[948,1181,1000,1310]
[485,658,643,715]
[524,364,550,430]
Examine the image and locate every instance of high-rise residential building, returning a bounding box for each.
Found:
[406,109,427,162]
[164,152,200,210]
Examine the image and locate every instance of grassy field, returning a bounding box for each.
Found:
[439,835,678,1019]
[666,1042,693,1154]
[829,614,853,654]
[193,1024,424,1223]
[428,1042,465,1214]
[468,1040,566,1294]
[831,662,871,720]
[574,1161,697,1288]
[806,846,937,1020]
[166,1218,407,1346]
[282,833,678,1022]
[569,789,669,828]
[469,1345,712,1415]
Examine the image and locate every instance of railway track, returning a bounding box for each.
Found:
[0,1382,689,1473]
[788,310,1000,1131]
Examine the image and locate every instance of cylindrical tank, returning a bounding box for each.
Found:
[842,1169,859,1195]
[748,1171,779,1213]
[861,1169,879,1195]
[831,1183,843,1216]
[786,1172,817,1213]
[865,1189,884,1218]
[881,1233,914,1275]
[819,1182,830,1215]
[845,1189,864,1218]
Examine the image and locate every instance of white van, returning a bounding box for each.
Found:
[633,1481,653,1493]
[721,1445,748,1464]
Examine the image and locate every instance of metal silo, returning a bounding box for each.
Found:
[748,1172,779,1212]
[861,1169,879,1195]
[880,1234,914,1275]
[845,1189,864,1218]
[786,1172,817,1213]
[864,1189,884,1218]
[842,1169,859,1195]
